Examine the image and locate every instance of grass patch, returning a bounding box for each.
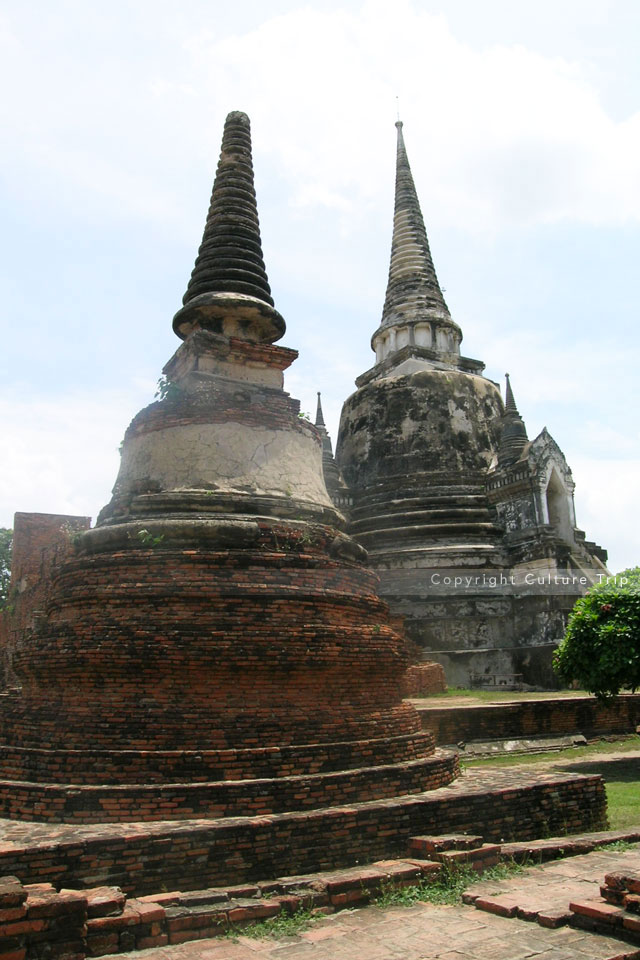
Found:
[605,782,640,830]
[374,860,526,909]
[423,687,591,703]
[224,905,319,941]
[599,839,640,852]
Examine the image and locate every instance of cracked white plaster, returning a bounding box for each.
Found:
[116,422,332,505]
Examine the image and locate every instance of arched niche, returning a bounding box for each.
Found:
[545,466,575,544]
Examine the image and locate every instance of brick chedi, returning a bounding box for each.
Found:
[336,121,607,688]
[0,111,456,824]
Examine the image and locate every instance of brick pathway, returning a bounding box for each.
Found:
[113,846,640,959]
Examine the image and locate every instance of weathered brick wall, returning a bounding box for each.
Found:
[0,513,90,690]
[0,730,435,785]
[7,541,421,752]
[0,876,88,960]
[9,513,91,625]
[0,749,457,824]
[0,510,450,820]
[403,662,447,696]
[417,695,640,744]
[0,773,606,896]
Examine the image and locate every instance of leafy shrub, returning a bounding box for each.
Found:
[553,568,640,699]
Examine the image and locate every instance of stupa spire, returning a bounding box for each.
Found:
[381,121,449,324]
[314,390,349,505]
[173,110,285,344]
[498,373,529,465]
[368,121,466,375]
[505,372,518,413]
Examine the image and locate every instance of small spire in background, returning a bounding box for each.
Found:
[498,373,529,466]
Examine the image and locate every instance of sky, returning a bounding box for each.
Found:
[0,0,638,572]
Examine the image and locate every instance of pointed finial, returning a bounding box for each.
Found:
[498,373,528,465]
[380,119,450,326]
[172,110,285,344]
[395,96,401,124]
[504,373,518,413]
[315,391,326,428]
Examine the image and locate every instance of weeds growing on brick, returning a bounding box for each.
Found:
[224,905,319,941]
[600,840,639,852]
[374,860,526,909]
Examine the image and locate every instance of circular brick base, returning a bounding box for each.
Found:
[0,749,459,823]
[0,731,436,784]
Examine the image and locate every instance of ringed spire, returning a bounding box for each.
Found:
[368,120,467,375]
[173,110,285,344]
[381,120,450,326]
[498,373,529,465]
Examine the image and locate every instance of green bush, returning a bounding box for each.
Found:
[553,567,640,700]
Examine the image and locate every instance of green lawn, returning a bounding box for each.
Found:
[423,687,596,704]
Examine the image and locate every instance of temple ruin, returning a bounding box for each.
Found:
[0,114,608,905]
[334,121,608,688]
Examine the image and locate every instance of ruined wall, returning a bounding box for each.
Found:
[0,513,90,688]
[0,775,606,894]
[417,694,640,745]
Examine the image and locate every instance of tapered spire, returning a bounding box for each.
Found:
[498,374,529,465]
[173,111,285,343]
[314,391,348,504]
[505,372,519,413]
[369,122,464,373]
[381,121,450,325]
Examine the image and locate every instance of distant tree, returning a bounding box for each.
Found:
[553,567,640,700]
[0,529,11,610]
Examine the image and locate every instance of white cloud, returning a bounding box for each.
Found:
[2,2,640,233]
[0,386,151,529]
[171,1,640,231]
[570,457,640,574]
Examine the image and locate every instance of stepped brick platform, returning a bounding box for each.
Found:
[0,766,606,896]
[0,746,458,824]
[465,835,640,943]
[570,868,640,945]
[2,829,637,959]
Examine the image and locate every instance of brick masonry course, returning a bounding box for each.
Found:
[0,765,606,896]
[2,829,638,960]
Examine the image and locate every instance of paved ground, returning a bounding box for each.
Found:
[115,845,640,960]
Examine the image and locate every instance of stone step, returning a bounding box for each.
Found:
[429,845,502,871]
[408,834,502,871]
[7,857,449,958]
[605,871,640,895]
[349,507,493,533]
[500,831,640,864]
[568,895,640,946]
[354,520,502,544]
[408,834,485,855]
